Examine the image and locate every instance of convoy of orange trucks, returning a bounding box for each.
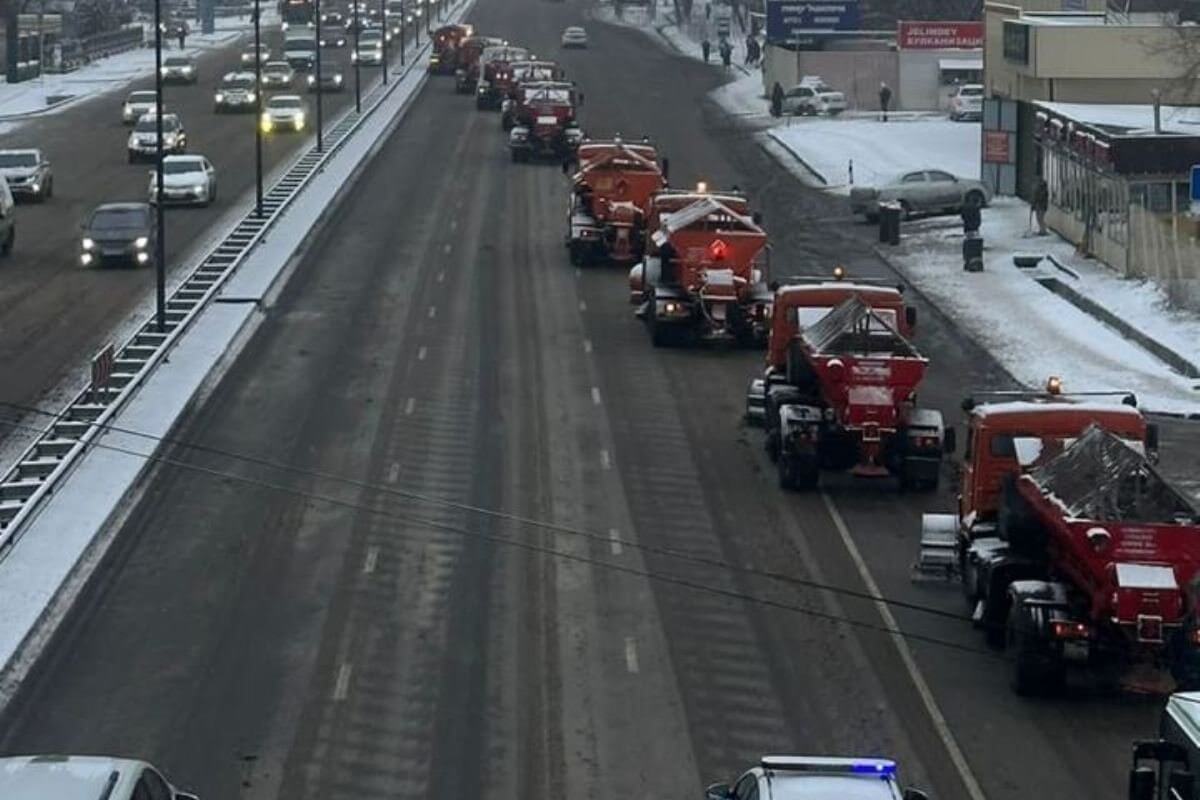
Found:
[439,18,1200,717]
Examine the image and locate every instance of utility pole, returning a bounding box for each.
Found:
[315,0,323,149]
[154,0,166,332]
[352,0,361,111]
[254,0,263,214]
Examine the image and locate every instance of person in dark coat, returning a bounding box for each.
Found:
[770,81,783,118]
[1032,177,1049,235]
[701,38,710,63]
[719,38,732,69]
[177,23,187,49]
[879,82,892,122]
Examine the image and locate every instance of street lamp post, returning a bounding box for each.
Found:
[153,0,166,333]
[254,0,263,215]
[315,0,323,150]
[352,0,361,111]
[380,0,388,84]
[399,0,405,66]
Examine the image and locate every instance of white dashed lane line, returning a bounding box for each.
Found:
[333,662,353,701]
[624,637,639,674]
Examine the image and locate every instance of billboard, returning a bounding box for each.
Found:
[897,21,983,50]
[765,1,861,44]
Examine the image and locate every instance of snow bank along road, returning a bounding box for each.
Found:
[4,1,1200,799]
[0,17,405,444]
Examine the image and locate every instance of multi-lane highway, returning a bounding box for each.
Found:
[0,13,416,430]
[1,0,1197,798]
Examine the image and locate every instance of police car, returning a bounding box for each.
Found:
[705,756,930,800]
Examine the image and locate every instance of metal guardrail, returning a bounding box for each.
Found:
[0,22,445,553]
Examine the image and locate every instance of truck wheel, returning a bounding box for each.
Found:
[1009,606,1064,696]
[1,228,13,256]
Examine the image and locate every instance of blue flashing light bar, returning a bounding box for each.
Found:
[761,756,897,778]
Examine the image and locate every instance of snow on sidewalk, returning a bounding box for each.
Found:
[884,198,1200,415]
[593,0,752,70]
[0,12,267,123]
[767,114,981,193]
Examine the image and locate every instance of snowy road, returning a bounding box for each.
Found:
[2,3,1200,799]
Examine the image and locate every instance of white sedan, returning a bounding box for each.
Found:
[561,26,588,48]
[149,154,217,206]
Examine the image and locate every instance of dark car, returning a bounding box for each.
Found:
[80,203,156,268]
[306,65,345,92]
[321,11,345,26]
[160,55,198,84]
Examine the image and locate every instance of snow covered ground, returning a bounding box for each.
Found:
[0,12,266,123]
[886,199,1200,415]
[768,115,981,193]
[593,0,751,70]
[704,72,1200,415]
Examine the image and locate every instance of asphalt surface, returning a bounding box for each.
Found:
[0,10,421,434]
[4,0,1200,798]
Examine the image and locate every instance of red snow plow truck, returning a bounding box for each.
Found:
[628,187,772,346]
[745,271,917,425]
[429,24,473,74]
[507,82,583,162]
[760,296,947,491]
[566,139,665,265]
[454,36,505,93]
[911,384,1200,695]
[501,60,566,128]
[476,45,530,109]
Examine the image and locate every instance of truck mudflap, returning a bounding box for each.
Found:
[745,378,766,425]
[912,513,959,581]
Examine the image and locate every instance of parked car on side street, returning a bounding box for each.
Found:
[0,148,53,202]
[781,77,846,116]
[950,83,984,122]
[849,169,991,221]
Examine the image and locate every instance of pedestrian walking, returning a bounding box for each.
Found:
[750,37,760,65]
[770,82,783,117]
[719,38,732,69]
[744,34,754,65]
[177,23,186,50]
[1032,177,1049,235]
[878,82,892,122]
[701,38,711,63]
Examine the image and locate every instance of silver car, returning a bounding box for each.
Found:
[262,60,295,89]
[0,148,53,201]
[160,55,198,84]
[261,94,307,132]
[0,755,198,800]
[121,89,159,124]
[850,169,991,220]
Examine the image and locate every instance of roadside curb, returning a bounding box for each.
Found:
[764,129,828,185]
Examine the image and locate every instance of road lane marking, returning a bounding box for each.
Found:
[450,219,458,231]
[583,339,593,354]
[417,346,427,361]
[820,492,988,800]
[591,387,602,406]
[443,243,452,255]
[404,397,416,415]
[363,546,379,575]
[387,462,400,483]
[600,449,611,470]
[608,528,623,556]
[578,300,587,312]
[333,662,353,701]
[428,305,437,319]
[575,268,581,279]
[437,271,445,283]
[624,637,639,673]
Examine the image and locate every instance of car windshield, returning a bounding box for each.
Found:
[527,89,570,104]
[266,63,289,72]
[961,86,983,96]
[269,98,302,110]
[163,160,203,175]
[361,31,382,42]
[128,92,157,104]
[224,78,253,89]
[0,153,37,167]
[164,58,190,66]
[287,39,316,50]
[134,117,179,132]
[91,208,148,230]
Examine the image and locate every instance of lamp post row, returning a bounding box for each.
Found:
[155,0,443,331]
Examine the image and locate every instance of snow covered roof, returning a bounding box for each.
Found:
[1028,426,1196,523]
[1036,101,1200,138]
[657,196,758,236]
[971,399,1143,419]
[777,282,901,298]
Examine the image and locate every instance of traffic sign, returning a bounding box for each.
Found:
[765,0,860,44]
[1191,164,1200,202]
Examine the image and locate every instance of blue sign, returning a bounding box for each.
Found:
[766,1,860,44]
[1191,165,1200,203]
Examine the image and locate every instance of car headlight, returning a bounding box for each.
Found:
[30,182,40,192]
[81,253,94,265]
[334,75,343,83]
[247,92,257,102]
[82,237,95,250]
[159,67,168,76]
[136,252,150,264]
[215,92,225,102]
[183,66,193,73]
[193,184,206,195]
[307,75,316,84]
[134,236,149,249]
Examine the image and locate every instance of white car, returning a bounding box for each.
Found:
[950,83,984,121]
[0,755,198,800]
[706,757,928,800]
[561,26,588,48]
[121,89,159,124]
[241,43,270,66]
[352,31,384,64]
[781,77,846,116]
[0,148,53,201]
[262,60,295,89]
[150,154,217,206]
[261,94,307,132]
[214,71,258,112]
[127,112,187,162]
